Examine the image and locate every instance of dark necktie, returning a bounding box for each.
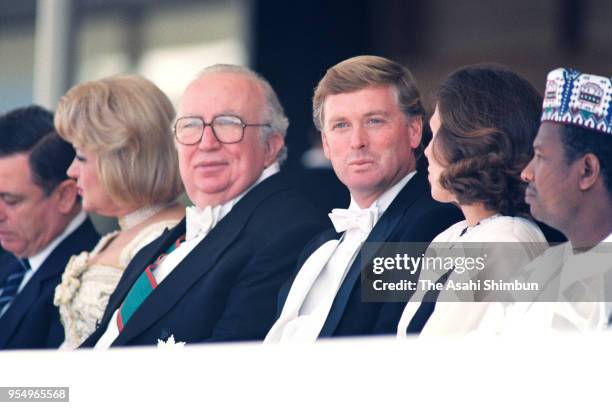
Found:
[0,258,31,313]
[406,226,469,334]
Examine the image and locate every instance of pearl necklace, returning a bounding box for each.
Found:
[461,213,502,237]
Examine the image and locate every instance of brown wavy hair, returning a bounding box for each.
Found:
[432,64,542,216]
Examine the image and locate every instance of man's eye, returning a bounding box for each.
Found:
[331,122,348,130]
[1,196,20,206]
[177,118,203,131]
[214,117,243,129]
[75,154,87,163]
[182,121,201,129]
[366,117,385,125]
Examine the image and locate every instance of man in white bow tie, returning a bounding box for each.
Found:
[81,64,327,348]
[265,56,462,343]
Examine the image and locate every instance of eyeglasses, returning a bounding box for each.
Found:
[173,115,271,145]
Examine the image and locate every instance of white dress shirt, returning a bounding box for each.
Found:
[0,211,87,317]
[265,171,416,343]
[94,163,279,349]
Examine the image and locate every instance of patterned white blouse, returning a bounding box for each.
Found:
[54,219,180,350]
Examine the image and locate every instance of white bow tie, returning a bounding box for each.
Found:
[328,207,378,234]
[185,206,220,241]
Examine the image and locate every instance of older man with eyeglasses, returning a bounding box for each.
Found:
[81,64,327,348]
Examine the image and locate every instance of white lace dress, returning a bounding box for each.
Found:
[54,219,180,350]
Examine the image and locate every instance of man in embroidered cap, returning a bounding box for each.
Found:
[522,68,612,248]
[498,68,612,332]
[265,56,461,343]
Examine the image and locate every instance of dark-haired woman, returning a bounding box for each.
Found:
[397,64,548,336]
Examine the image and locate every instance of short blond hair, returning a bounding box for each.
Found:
[55,74,183,207]
[312,55,425,131]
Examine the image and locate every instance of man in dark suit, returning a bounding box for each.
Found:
[265,56,462,342]
[0,106,99,349]
[82,64,327,348]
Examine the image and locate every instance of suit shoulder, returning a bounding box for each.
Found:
[249,183,329,228]
[411,193,462,220]
[392,195,463,242]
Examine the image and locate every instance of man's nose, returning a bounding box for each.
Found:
[521,158,534,183]
[349,125,367,149]
[198,125,221,150]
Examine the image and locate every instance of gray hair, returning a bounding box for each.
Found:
[197,64,289,164]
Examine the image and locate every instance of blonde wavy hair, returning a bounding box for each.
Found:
[55,74,184,207]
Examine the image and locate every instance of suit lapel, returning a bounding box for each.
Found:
[0,218,99,348]
[275,229,339,314]
[112,173,292,345]
[278,240,340,315]
[0,271,42,347]
[98,221,186,329]
[0,253,19,287]
[319,173,429,337]
[265,237,343,342]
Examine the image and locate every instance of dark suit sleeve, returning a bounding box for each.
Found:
[205,221,325,342]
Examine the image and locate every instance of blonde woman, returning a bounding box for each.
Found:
[53,75,185,349]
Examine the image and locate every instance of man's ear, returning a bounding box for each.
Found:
[53,179,79,214]
[408,117,423,149]
[578,153,601,191]
[263,133,285,166]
